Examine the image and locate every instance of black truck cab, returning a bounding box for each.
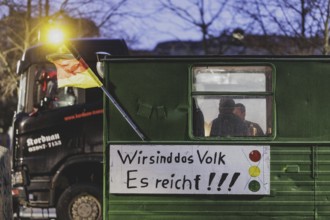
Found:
[12,38,128,219]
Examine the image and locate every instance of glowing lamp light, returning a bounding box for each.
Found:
[249,150,261,162]
[47,28,65,44]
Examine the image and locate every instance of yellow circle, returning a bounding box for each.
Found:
[249,166,261,177]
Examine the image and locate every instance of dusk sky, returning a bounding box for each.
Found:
[0,1,257,50]
[48,0,247,50]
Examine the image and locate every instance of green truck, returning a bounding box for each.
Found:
[102,56,330,219]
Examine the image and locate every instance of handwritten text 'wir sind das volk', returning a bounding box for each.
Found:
[117,150,226,165]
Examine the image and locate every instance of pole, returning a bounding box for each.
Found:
[101,86,146,141]
[64,41,146,141]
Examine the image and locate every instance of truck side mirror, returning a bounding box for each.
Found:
[96,52,111,78]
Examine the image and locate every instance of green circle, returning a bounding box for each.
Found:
[248,180,261,192]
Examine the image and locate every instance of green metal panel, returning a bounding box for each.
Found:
[275,61,330,141]
[103,56,330,219]
[105,59,189,141]
[316,147,330,219]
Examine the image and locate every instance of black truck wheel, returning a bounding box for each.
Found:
[56,183,102,220]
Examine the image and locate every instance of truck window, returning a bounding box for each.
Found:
[191,65,273,138]
[27,64,85,112]
[17,74,27,113]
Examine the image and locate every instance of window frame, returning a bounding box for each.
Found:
[189,63,276,140]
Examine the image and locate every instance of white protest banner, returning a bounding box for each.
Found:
[109,145,270,195]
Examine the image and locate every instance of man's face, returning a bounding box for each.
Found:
[233,107,245,120]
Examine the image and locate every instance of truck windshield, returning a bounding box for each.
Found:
[24,64,85,113]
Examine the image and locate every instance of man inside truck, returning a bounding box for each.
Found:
[209,98,248,137]
[233,103,264,136]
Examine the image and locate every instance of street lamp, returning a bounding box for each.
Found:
[46,27,65,44]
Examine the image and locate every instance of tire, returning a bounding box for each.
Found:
[56,183,102,220]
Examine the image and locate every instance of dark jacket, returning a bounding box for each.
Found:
[210,113,247,137]
[245,120,264,136]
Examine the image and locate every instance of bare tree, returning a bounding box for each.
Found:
[0,0,130,132]
[56,0,137,43]
[158,0,229,54]
[0,0,138,131]
[310,0,330,55]
[236,0,329,55]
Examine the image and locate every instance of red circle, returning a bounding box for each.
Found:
[249,150,261,162]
